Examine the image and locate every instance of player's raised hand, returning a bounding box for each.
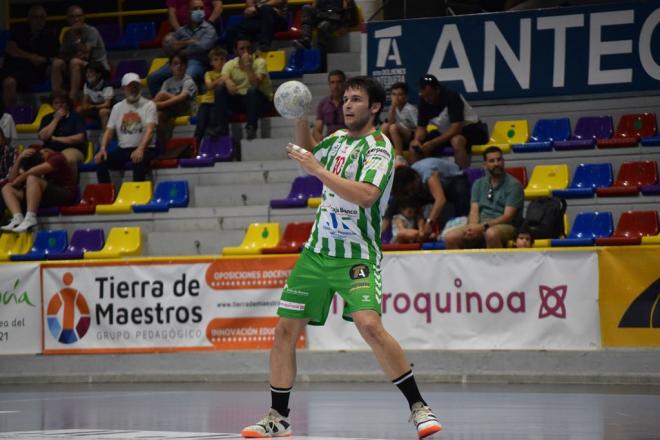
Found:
[286,143,322,175]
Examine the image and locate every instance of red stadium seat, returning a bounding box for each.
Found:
[597,113,657,148]
[506,166,528,188]
[262,222,314,254]
[595,211,660,246]
[596,161,658,197]
[152,137,198,169]
[139,21,171,49]
[59,184,115,216]
[382,243,422,251]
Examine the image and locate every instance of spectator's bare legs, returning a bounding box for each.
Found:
[353,310,413,379]
[24,175,46,213]
[484,228,505,248]
[269,317,308,388]
[2,77,18,107]
[1,184,25,216]
[69,57,87,101]
[390,124,413,158]
[393,228,419,243]
[443,227,464,249]
[51,58,67,92]
[451,134,470,169]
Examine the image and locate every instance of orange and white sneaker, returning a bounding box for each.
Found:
[409,402,443,438]
[241,408,292,438]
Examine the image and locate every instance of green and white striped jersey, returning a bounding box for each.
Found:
[304,129,394,262]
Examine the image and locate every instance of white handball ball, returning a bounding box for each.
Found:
[274,80,312,119]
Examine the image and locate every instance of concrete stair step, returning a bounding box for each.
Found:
[193,182,292,207]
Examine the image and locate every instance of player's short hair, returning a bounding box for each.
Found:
[344,76,386,123]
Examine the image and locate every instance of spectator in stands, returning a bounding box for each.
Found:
[213,37,273,140]
[513,222,534,248]
[38,90,87,178]
[386,157,470,240]
[0,5,59,108]
[294,0,358,51]
[443,146,524,249]
[79,62,113,131]
[195,47,227,144]
[95,73,157,183]
[0,101,18,148]
[392,196,430,244]
[52,5,110,102]
[154,54,198,149]
[381,82,417,167]
[411,74,488,170]
[311,69,346,143]
[0,146,76,233]
[0,127,16,181]
[167,0,223,30]
[150,0,218,96]
[225,0,289,53]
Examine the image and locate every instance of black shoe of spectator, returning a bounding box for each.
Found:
[293,38,311,50]
[246,126,257,140]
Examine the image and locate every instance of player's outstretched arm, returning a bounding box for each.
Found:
[295,115,315,151]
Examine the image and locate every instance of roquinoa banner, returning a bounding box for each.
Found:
[306,251,601,350]
[0,263,41,354]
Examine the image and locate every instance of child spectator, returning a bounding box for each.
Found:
[381,82,418,167]
[514,223,534,248]
[154,54,198,149]
[194,47,227,144]
[392,196,431,244]
[79,62,113,130]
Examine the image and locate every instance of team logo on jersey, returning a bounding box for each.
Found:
[350,264,369,280]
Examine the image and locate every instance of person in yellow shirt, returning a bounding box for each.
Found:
[194,46,227,144]
[214,37,273,140]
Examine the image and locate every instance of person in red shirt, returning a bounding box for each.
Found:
[0,147,76,232]
[167,0,223,30]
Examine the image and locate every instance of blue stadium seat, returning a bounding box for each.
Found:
[11,230,68,261]
[512,118,570,153]
[107,22,156,50]
[550,212,613,247]
[133,181,189,213]
[552,163,613,198]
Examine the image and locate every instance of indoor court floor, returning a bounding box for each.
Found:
[1,382,659,439]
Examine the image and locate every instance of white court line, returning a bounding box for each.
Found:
[0,411,19,414]
[0,430,386,440]
[0,391,190,404]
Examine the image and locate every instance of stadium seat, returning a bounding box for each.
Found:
[512,118,570,153]
[16,103,54,133]
[641,134,660,146]
[78,141,97,172]
[140,20,171,49]
[141,58,169,87]
[0,232,33,261]
[96,181,152,214]
[533,215,569,248]
[383,243,422,251]
[301,48,321,73]
[173,115,191,126]
[95,23,122,47]
[505,166,528,188]
[47,229,105,260]
[58,26,71,43]
[111,59,149,87]
[596,211,660,246]
[550,212,613,247]
[84,227,142,259]
[133,181,189,212]
[597,113,657,148]
[222,223,281,255]
[472,120,529,155]
[595,161,658,197]
[553,116,613,150]
[38,206,60,217]
[464,167,485,187]
[421,241,447,250]
[6,105,36,124]
[152,137,198,168]
[179,136,233,166]
[263,50,287,73]
[60,183,115,216]
[274,10,303,40]
[11,230,68,261]
[218,14,244,44]
[524,164,569,199]
[262,221,314,254]
[552,163,613,198]
[270,176,323,208]
[307,197,321,208]
[107,22,156,50]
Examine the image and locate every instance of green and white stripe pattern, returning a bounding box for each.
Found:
[305,129,394,263]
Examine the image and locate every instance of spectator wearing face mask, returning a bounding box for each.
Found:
[94,73,157,183]
[167,0,223,31]
[148,0,218,96]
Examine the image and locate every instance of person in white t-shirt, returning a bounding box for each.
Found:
[79,62,113,130]
[380,82,417,167]
[0,101,18,148]
[94,73,157,183]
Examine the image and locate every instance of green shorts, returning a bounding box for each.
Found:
[277,249,382,326]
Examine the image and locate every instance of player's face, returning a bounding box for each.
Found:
[343,86,375,132]
[484,151,504,177]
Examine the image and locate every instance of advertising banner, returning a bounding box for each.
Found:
[367,1,660,101]
[0,263,41,354]
[307,251,600,350]
[599,247,660,347]
[41,257,304,354]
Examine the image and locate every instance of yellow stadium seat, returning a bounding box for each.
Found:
[472,120,529,155]
[59,26,71,43]
[85,227,142,259]
[641,234,660,245]
[83,141,94,164]
[307,197,321,208]
[16,104,54,134]
[524,164,569,199]
[0,233,33,261]
[96,181,153,214]
[141,58,169,87]
[173,115,190,126]
[223,223,281,255]
[263,50,286,72]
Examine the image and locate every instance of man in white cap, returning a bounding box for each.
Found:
[94,72,157,183]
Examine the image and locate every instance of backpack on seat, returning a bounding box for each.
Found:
[525,197,567,239]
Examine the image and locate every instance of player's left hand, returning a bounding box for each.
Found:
[286,143,322,175]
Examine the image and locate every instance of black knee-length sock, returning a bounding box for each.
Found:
[392,370,426,409]
[270,385,292,417]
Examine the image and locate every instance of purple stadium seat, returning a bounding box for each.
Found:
[179,136,233,167]
[464,167,485,188]
[6,105,36,124]
[47,229,105,260]
[553,116,613,150]
[270,176,323,208]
